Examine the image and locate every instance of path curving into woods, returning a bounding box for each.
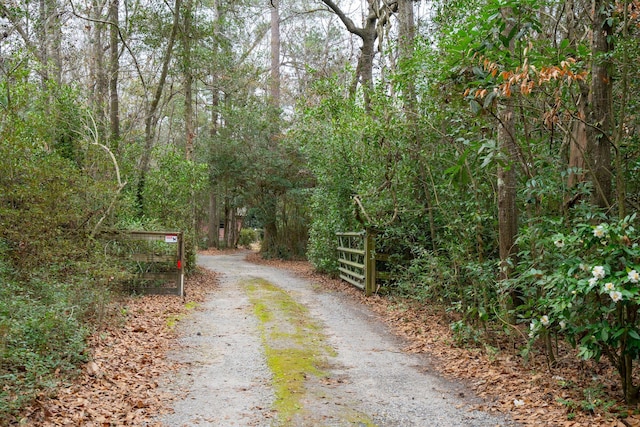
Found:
[159,252,516,426]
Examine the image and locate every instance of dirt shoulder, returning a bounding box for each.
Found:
[16,267,215,426]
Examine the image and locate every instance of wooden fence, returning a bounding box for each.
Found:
[336,231,387,296]
[102,230,185,296]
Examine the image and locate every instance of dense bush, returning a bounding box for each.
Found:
[0,78,129,420]
[238,228,259,248]
[513,212,640,402]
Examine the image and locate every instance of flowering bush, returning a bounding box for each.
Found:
[519,214,640,402]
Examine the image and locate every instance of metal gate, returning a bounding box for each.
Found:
[102,230,185,296]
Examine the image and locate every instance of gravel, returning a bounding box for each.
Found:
[159,252,517,426]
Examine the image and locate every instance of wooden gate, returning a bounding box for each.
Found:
[336,231,377,296]
[102,230,185,296]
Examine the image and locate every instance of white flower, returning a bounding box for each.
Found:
[601,240,608,246]
[594,225,606,238]
[604,282,616,292]
[579,263,589,272]
[529,322,536,331]
[571,290,577,295]
[628,270,640,284]
[610,291,623,303]
[588,277,598,287]
[559,320,567,330]
[554,239,565,248]
[513,399,525,407]
[592,266,606,279]
[540,315,550,326]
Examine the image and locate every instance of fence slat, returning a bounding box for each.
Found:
[336,246,365,255]
[338,267,365,281]
[339,274,365,290]
[338,258,365,269]
[336,230,388,296]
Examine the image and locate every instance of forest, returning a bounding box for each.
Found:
[1,0,640,422]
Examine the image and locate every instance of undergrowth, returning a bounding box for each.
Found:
[0,241,121,422]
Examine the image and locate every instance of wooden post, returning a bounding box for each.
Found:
[178,231,185,297]
[364,231,376,296]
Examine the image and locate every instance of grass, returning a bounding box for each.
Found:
[246,278,336,425]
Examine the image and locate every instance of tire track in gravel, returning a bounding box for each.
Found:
[159,252,517,427]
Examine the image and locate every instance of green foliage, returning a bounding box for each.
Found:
[509,212,640,400]
[238,228,258,248]
[0,279,90,416]
[0,74,129,420]
[142,149,208,272]
[557,382,616,417]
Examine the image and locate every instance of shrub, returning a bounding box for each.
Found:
[515,213,640,402]
[238,228,258,248]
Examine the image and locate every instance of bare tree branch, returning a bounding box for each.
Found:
[67,0,147,93]
[320,0,365,38]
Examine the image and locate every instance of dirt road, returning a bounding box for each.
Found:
[159,252,515,426]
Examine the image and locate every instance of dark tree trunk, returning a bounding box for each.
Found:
[497,8,519,310]
[586,0,613,209]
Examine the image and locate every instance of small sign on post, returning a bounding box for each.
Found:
[165,234,178,243]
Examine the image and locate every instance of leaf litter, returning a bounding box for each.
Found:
[17,267,215,426]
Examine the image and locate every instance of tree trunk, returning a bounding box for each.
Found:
[48,0,62,85]
[497,100,518,282]
[398,0,415,106]
[136,0,182,214]
[183,0,194,161]
[91,0,107,140]
[261,0,281,257]
[497,8,519,308]
[586,0,614,209]
[38,0,49,87]
[208,192,219,248]
[109,0,120,149]
[357,5,377,109]
[269,0,280,107]
[567,91,587,189]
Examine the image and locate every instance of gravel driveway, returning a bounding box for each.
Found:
[159,252,516,426]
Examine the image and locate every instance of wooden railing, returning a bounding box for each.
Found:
[336,231,385,296]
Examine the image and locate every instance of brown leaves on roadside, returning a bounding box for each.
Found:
[19,268,217,426]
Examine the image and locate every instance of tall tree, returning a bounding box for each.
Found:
[137,0,182,213]
[261,0,282,256]
[183,0,195,161]
[586,0,614,209]
[320,0,397,110]
[496,6,519,291]
[90,0,107,139]
[109,0,120,147]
